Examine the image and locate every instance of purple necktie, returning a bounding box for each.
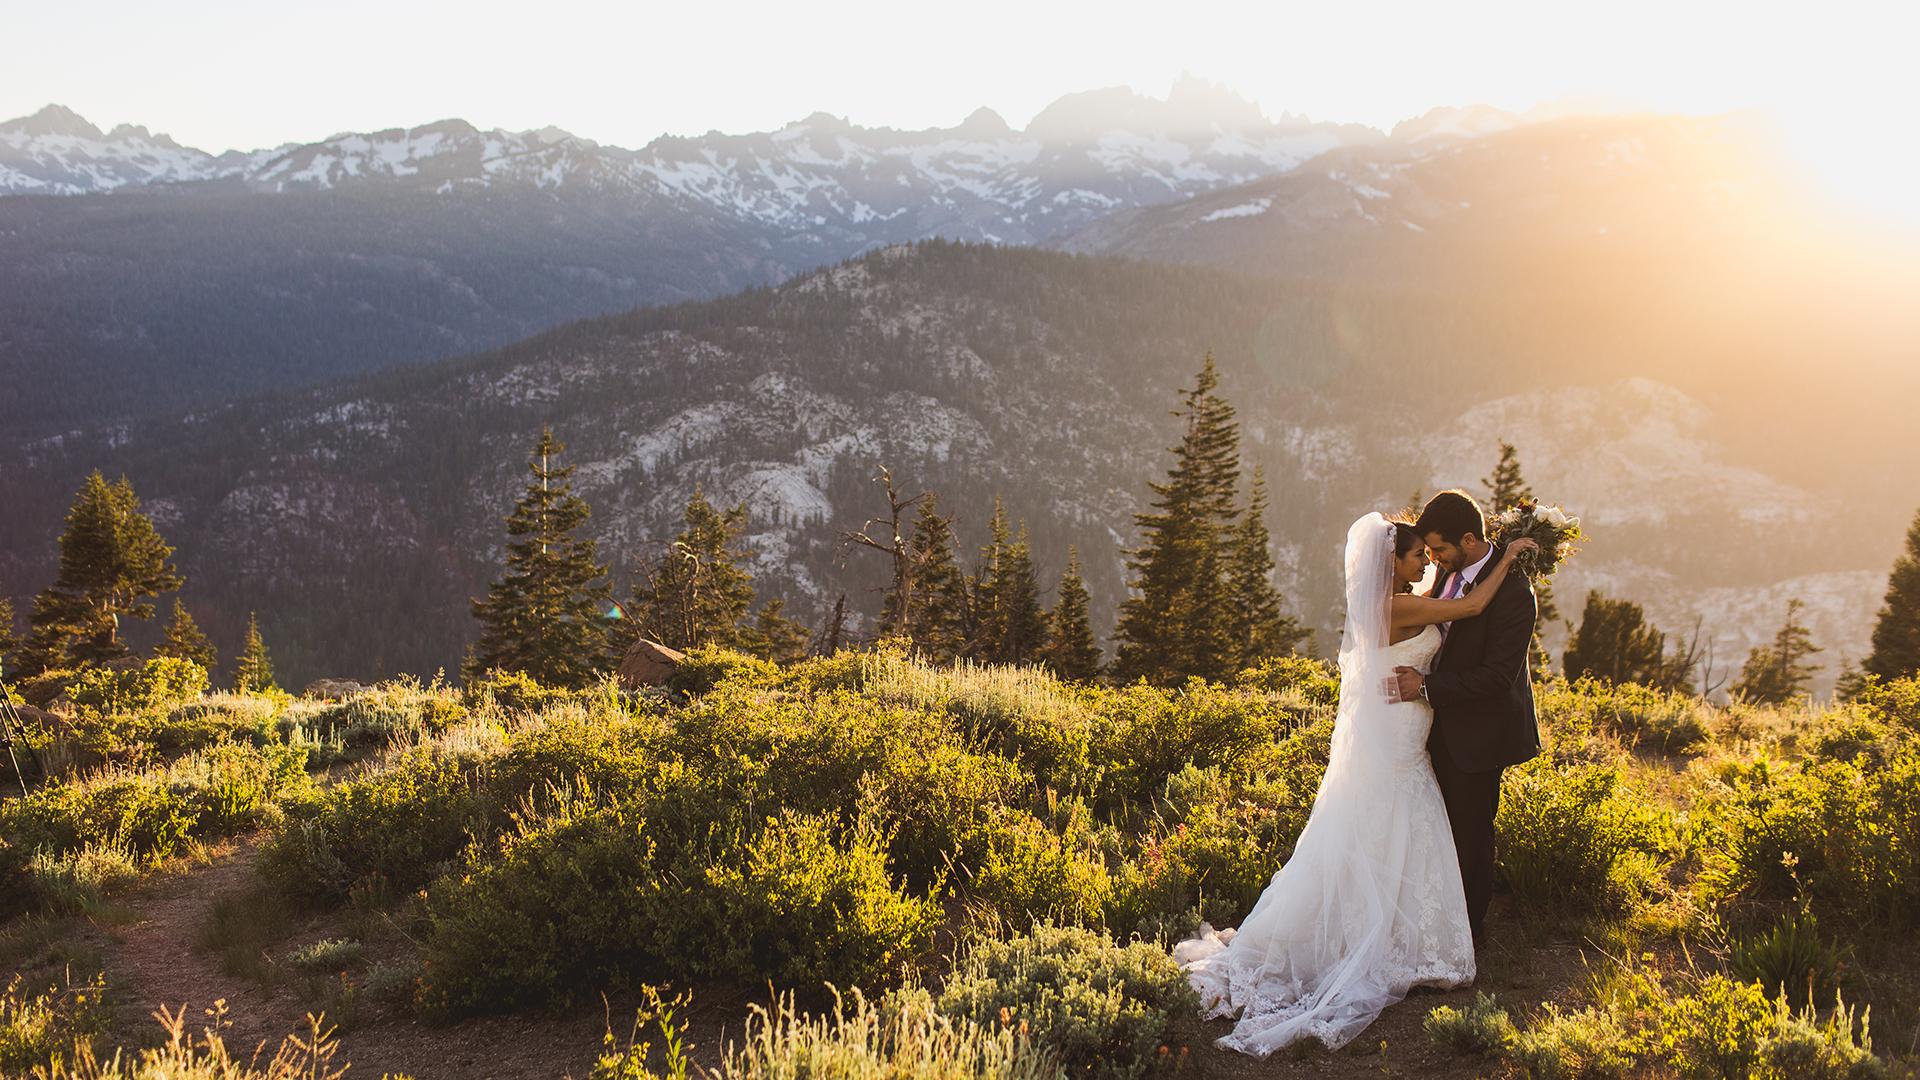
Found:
[1438,573,1462,642]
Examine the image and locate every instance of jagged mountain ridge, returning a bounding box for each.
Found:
[0,242,1890,692]
[0,81,1397,440]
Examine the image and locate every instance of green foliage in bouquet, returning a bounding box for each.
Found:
[1488,499,1583,577]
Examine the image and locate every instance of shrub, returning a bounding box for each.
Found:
[716,986,1063,1080]
[462,668,574,716]
[1496,756,1673,912]
[1727,909,1852,1003]
[1233,654,1339,706]
[931,923,1197,1080]
[1758,992,1883,1079]
[286,939,365,974]
[1511,1004,1633,1079]
[667,646,781,696]
[417,785,655,1018]
[702,810,941,989]
[29,1002,347,1079]
[1545,678,1712,756]
[1425,993,1518,1056]
[1656,975,1775,1080]
[0,970,111,1074]
[1086,682,1303,814]
[260,745,488,901]
[66,658,208,720]
[971,805,1114,929]
[27,843,141,915]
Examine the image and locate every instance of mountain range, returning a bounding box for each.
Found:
[2,87,1914,693]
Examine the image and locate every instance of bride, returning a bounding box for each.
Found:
[1174,512,1534,1055]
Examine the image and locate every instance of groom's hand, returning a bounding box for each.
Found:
[1390,667,1424,703]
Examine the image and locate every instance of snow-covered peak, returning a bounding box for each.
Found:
[1,104,103,139]
[0,104,226,194]
[1391,104,1522,143]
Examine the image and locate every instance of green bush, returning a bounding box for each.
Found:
[931,923,1197,1080]
[1655,975,1776,1080]
[1425,993,1519,1056]
[463,667,575,715]
[417,786,656,1018]
[1233,654,1339,706]
[1496,756,1673,912]
[260,744,488,901]
[1541,678,1711,756]
[667,646,782,696]
[716,986,1064,1080]
[0,970,112,1075]
[971,805,1114,929]
[701,810,941,989]
[1511,1004,1633,1079]
[66,657,208,720]
[1694,748,1920,928]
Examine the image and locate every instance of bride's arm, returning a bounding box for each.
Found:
[1389,539,1535,630]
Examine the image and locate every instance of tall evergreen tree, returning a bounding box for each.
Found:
[156,598,217,674]
[817,593,849,656]
[743,598,812,664]
[968,497,1012,659]
[1484,441,1535,512]
[628,488,757,652]
[1224,467,1309,670]
[1862,507,1920,682]
[1484,440,1557,674]
[992,523,1050,664]
[19,471,184,674]
[1112,353,1242,685]
[897,496,972,661]
[232,612,277,693]
[1038,547,1101,681]
[468,429,613,688]
[1732,599,1823,705]
[1562,591,1693,692]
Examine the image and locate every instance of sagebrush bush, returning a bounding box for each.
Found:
[1511,1004,1633,1080]
[1424,992,1519,1056]
[971,805,1115,929]
[417,785,655,1017]
[931,923,1197,1080]
[702,810,941,989]
[1542,678,1712,756]
[260,743,488,901]
[715,986,1064,1080]
[1,970,111,1075]
[1496,755,1674,912]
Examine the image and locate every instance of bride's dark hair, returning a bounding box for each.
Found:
[1391,520,1422,558]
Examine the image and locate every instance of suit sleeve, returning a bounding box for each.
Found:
[1425,576,1535,708]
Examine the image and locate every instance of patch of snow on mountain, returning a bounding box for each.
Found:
[1202,198,1272,222]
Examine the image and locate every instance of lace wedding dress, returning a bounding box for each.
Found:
[1174,514,1475,1055]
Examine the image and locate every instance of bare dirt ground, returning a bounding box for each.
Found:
[39,843,1604,1080]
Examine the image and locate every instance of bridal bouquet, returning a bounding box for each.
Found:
[1490,501,1581,577]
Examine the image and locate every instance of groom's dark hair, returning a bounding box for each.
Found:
[1415,490,1486,545]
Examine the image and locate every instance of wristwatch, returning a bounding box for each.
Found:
[1418,683,1430,703]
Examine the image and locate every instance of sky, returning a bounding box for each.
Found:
[2,0,1912,152]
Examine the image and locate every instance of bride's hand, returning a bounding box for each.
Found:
[1505,538,1539,559]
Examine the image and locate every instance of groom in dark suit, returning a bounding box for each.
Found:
[1391,489,1541,945]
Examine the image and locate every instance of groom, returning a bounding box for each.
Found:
[1391,490,1540,946]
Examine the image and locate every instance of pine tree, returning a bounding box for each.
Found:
[968,497,1012,659]
[898,496,972,661]
[1732,599,1823,705]
[1224,467,1309,670]
[232,612,277,693]
[817,593,849,656]
[992,523,1050,664]
[157,598,217,674]
[1038,547,1101,680]
[468,429,613,688]
[1484,441,1535,512]
[1112,353,1242,685]
[1862,507,1920,682]
[744,598,812,664]
[19,471,184,674]
[1483,440,1557,675]
[627,488,757,652]
[1562,592,1693,692]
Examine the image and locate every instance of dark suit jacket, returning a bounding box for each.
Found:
[1425,543,1542,773]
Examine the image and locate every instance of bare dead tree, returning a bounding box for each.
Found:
[836,465,926,636]
[813,593,849,656]
[1669,615,1727,698]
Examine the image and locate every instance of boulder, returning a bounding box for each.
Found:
[301,678,368,701]
[617,639,686,689]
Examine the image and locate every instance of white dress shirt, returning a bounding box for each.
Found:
[1439,544,1498,638]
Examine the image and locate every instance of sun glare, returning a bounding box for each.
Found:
[1773,99,1920,226]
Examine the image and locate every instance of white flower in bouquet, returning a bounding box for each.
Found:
[1490,500,1582,577]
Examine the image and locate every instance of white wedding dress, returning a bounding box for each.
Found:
[1174,514,1475,1055]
